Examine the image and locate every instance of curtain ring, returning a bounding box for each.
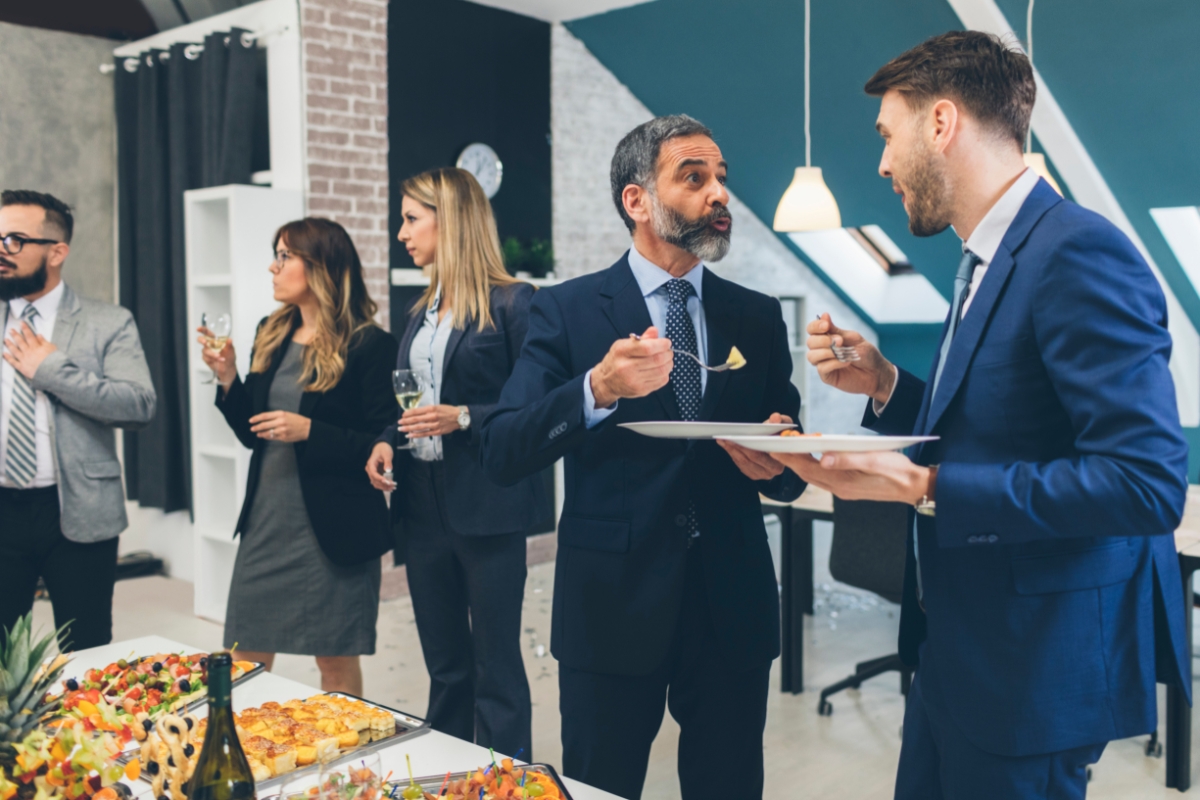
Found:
[144,54,154,67]
[158,51,170,62]
[240,31,255,49]
[184,44,204,60]
[123,57,139,73]
[223,35,231,46]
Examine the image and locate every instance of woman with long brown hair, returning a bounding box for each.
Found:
[365,168,543,757]
[201,217,397,694]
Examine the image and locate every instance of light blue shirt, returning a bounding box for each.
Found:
[583,246,708,427]
[408,288,454,461]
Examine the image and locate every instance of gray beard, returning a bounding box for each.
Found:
[649,195,732,262]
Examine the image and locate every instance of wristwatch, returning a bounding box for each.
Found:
[915,464,938,517]
[457,406,471,431]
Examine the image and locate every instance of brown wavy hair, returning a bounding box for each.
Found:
[402,167,522,331]
[249,217,379,392]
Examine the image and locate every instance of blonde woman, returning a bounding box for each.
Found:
[366,168,542,757]
[201,217,398,695]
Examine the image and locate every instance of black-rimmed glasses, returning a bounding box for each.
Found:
[1,234,60,255]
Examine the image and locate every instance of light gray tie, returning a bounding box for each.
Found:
[6,305,40,488]
[930,250,982,401]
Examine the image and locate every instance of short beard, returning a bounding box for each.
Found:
[648,193,732,262]
[899,138,952,238]
[0,254,49,301]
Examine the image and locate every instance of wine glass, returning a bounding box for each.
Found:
[392,370,424,451]
[278,766,327,800]
[322,753,384,800]
[200,312,233,385]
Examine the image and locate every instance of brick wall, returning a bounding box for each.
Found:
[300,0,390,327]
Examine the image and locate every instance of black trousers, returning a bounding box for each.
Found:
[400,460,532,758]
[0,486,119,650]
[559,541,772,800]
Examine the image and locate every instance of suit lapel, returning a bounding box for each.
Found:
[599,256,680,420]
[698,271,740,421]
[442,325,468,382]
[396,308,422,371]
[51,284,80,352]
[920,181,1063,437]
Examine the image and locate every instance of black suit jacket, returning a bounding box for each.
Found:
[480,255,804,676]
[217,323,399,566]
[384,282,547,536]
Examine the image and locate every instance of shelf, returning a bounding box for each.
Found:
[391,269,561,287]
[197,445,241,460]
[197,526,238,544]
[192,275,233,288]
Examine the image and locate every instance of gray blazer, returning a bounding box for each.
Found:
[9,283,157,542]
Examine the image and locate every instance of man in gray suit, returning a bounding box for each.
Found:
[0,190,156,649]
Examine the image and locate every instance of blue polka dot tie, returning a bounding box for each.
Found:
[665,278,701,541]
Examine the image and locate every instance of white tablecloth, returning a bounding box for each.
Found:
[66,636,619,800]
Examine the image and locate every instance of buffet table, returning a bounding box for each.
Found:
[69,636,618,800]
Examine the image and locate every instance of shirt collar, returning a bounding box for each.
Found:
[627,245,704,301]
[961,167,1040,266]
[8,280,64,324]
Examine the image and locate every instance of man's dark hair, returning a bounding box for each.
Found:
[1,190,74,244]
[610,114,713,232]
[864,31,1035,147]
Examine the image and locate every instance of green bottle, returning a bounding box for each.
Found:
[186,653,255,800]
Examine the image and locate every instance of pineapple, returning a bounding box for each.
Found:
[0,614,70,776]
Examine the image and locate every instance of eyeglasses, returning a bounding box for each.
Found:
[272,249,295,270]
[1,234,60,255]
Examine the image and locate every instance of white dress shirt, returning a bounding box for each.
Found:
[408,287,454,462]
[875,168,1041,414]
[0,281,65,488]
[583,246,709,428]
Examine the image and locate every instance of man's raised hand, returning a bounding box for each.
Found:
[589,326,674,409]
[807,313,895,404]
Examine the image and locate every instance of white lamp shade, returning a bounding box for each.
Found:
[773,166,842,232]
[1023,152,1063,196]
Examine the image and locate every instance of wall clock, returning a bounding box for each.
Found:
[456,143,503,199]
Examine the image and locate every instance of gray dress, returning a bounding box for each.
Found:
[223,341,381,655]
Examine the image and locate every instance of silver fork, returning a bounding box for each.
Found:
[815,316,860,363]
[629,333,734,372]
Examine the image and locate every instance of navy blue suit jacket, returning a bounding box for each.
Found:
[480,255,804,676]
[382,283,547,536]
[869,180,1191,757]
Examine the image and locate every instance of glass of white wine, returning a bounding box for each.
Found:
[200,312,233,385]
[392,369,424,450]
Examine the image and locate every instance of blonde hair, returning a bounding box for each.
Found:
[402,167,520,331]
[250,217,379,392]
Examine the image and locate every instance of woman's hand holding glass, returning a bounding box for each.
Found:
[197,325,237,390]
[250,410,312,442]
[400,404,463,438]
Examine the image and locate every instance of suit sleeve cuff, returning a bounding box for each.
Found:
[872,364,900,416]
[582,368,618,429]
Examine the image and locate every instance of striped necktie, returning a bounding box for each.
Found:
[6,304,40,488]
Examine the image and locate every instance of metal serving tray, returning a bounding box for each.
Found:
[406,764,574,800]
[136,692,428,793]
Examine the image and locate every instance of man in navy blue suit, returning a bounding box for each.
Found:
[772,32,1191,799]
[480,115,804,800]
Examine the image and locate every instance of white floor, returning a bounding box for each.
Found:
[32,556,1189,800]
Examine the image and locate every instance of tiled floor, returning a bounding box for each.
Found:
[33,554,1190,800]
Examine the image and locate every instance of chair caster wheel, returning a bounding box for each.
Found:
[817,700,833,716]
[1146,740,1163,758]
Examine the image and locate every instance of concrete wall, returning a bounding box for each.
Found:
[550,24,873,435]
[0,22,116,305]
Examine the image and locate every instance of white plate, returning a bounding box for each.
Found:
[716,434,938,453]
[618,421,798,439]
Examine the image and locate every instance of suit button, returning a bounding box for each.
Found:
[674,514,688,527]
[987,534,999,543]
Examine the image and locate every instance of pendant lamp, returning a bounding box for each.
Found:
[773,0,841,231]
[1022,0,1063,196]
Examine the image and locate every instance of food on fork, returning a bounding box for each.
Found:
[725,346,747,370]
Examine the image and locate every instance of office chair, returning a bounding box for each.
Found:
[817,497,913,716]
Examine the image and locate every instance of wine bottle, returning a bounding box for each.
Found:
[187,653,255,800]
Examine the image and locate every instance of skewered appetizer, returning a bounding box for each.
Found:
[400,760,566,800]
[133,712,199,800]
[57,655,255,724]
[2,721,130,800]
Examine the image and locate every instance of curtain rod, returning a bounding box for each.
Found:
[98,25,288,74]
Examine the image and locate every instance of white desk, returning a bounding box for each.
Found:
[67,637,619,800]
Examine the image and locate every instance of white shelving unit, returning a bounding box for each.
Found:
[186,184,304,623]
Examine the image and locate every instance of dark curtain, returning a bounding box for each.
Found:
[115,30,257,514]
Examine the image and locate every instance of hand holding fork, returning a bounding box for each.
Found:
[806,313,896,405]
